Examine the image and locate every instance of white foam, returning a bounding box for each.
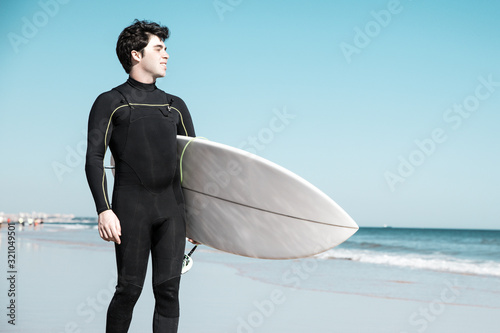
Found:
[60,224,94,230]
[40,223,97,232]
[317,249,500,277]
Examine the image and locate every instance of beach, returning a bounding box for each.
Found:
[1,223,499,333]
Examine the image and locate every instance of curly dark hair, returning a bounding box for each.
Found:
[116,19,170,74]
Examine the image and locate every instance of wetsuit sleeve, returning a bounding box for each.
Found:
[85,93,115,214]
[173,96,195,137]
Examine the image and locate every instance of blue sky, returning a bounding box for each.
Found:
[1,0,499,229]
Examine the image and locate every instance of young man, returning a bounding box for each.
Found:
[85,20,196,332]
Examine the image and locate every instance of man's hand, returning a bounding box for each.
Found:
[188,238,201,245]
[98,210,122,244]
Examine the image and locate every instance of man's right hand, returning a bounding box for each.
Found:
[98,210,122,244]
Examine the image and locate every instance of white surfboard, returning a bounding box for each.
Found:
[177,136,358,259]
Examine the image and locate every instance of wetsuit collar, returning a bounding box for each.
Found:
[127,77,157,92]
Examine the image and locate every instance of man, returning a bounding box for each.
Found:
[85,20,196,332]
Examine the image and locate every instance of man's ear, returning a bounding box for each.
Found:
[131,50,142,63]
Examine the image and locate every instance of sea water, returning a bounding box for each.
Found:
[321,227,500,277]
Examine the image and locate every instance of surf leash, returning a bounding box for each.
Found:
[181,245,198,274]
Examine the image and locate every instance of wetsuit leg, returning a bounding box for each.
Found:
[151,197,186,332]
[152,277,181,332]
[107,182,185,333]
[106,184,152,333]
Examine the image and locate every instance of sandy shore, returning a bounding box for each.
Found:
[0,224,498,332]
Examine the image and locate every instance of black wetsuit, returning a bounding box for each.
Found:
[85,77,195,332]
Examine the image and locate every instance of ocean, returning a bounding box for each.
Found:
[321,227,500,277]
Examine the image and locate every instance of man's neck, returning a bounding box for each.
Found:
[129,70,156,84]
[126,77,157,92]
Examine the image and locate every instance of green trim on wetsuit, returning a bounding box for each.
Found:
[99,103,189,211]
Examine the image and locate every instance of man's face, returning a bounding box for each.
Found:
[136,35,169,80]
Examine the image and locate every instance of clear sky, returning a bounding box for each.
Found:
[1,0,499,229]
